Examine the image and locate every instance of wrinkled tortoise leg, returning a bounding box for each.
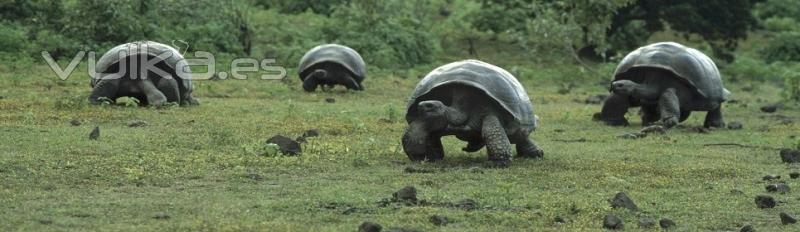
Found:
[88,76,120,105]
[640,106,660,126]
[427,136,445,161]
[703,106,725,128]
[514,130,543,159]
[402,120,430,162]
[138,79,168,106]
[482,114,512,168]
[302,71,321,92]
[596,93,630,126]
[342,73,363,91]
[658,88,680,128]
[155,77,180,104]
[181,95,200,106]
[462,139,485,152]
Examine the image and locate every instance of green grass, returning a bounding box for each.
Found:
[1,59,799,231]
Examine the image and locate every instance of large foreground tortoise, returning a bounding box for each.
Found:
[89,41,197,106]
[297,44,366,92]
[596,42,730,128]
[402,60,543,168]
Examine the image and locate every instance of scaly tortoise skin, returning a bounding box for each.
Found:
[597,42,730,128]
[297,44,366,91]
[402,59,542,168]
[90,41,197,106]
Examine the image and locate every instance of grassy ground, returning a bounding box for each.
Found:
[1,55,799,231]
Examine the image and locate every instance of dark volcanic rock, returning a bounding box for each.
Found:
[781,212,797,225]
[727,122,743,130]
[127,120,147,127]
[640,125,666,135]
[585,94,607,104]
[358,221,383,232]
[89,126,100,140]
[554,215,566,224]
[755,195,777,209]
[780,149,800,163]
[392,186,418,203]
[760,104,779,113]
[429,215,449,226]
[790,172,799,179]
[404,166,434,174]
[740,225,755,232]
[610,192,638,211]
[69,119,82,126]
[325,98,336,103]
[302,129,320,138]
[763,175,781,181]
[618,132,646,139]
[603,214,624,230]
[453,198,477,211]
[659,218,676,229]
[766,183,790,194]
[153,212,170,220]
[638,217,656,228]
[266,135,301,155]
[385,228,422,232]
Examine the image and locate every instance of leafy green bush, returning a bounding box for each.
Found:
[724,56,774,82]
[754,0,800,22]
[0,22,28,53]
[761,32,800,63]
[323,0,440,68]
[762,17,798,32]
[254,0,347,15]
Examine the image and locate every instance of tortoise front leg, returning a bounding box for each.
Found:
[88,75,120,105]
[302,71,322,92]
[640,106,660,126]
[704,107,725,128]
[482,114,512,168]
[658,88,680,128]
[402,120,430,161]
[427,136,444,161]
[155,77,180,104]
[341,73,363,91]
[138,79,168,106]
[597,93,630,126]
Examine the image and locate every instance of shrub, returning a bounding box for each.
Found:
[761,32,800,63]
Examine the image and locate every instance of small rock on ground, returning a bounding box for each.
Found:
[755,195,777,209]
[454,198,477,211]
[325,98,336,103]
[430,215,449,226]
[127,120,147,127]
[763,175,781,181]
[358,221,382,232]
[385,228,422,232]
[766,183,790,194]
[780,149,800,163]
[727,122,743,130]
[780,212,797,225]
[740,225,755,232]
[618,132,646,139]
[659,218,676,229]
[760,104,779,113]
[392,186,417,203]
[404,166,434,174]
[69,119,81,126]
[302,129,320,138]
[603,214,624,230]
[609,192,638,211]
[638,217,656,228]
[266,135,301,155]
[153,212,170,220]
[89,126,100,140]
[790,172,799,179]
[640,125,666,135]
[554,215,566,224]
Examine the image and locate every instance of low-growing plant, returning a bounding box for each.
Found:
[761,32,800,63]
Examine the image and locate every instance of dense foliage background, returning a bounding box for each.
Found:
[1,0,799,101]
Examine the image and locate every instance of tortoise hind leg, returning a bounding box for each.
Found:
[703,107,725,128]
[481,114,512,168]
[155,77,180,104]
[138,79,168,106]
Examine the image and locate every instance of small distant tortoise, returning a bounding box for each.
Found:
[402,60,543,167]
[89,41,197,106]
[596,42,730,128]
[298,44,366,91]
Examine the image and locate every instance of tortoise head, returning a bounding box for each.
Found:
[417,100,450,131]
[610,80,639,96]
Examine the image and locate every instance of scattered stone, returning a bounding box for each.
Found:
[730,189,745,195]
[755,195,777,209]
[453,198,477,211]
[127,120,147,127]
[153,212,170,220]
[763,175,781,181]
[265,135,301,155]
[760,104,779,113]
[245,173,264,181]
[585,94,607,104]
[554,129,565,133]
[766,184,790,194]
[358,221,382,232]
[69,119,82,126]
[689,126,711,134]
[89,126,100,140]
[38,219,53,225]
[302,129,320,138]
[392,186,417,204]
[638,217,657,228]
[790,172,799,179]
[404,166,434,174]
[385,228,422,232]
[659,218,676,229]
[780,149,800,163]
[554,215,566,224]
[603,214,624,230]
[727,122,743,130]
[325,98,336,103]
[618,132,646,139]
[429,215,449,226]
[467,166,484,174]
[740,225,755,232]
[780,212,797,225]
[640,125,666,135]
[609,192,638,211]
